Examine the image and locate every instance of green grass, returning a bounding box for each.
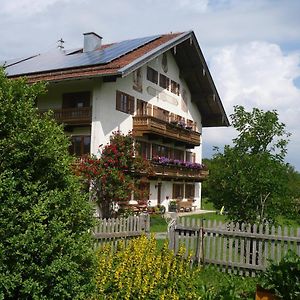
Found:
[150,214,168,232]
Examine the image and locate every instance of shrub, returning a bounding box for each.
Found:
[260,250,300,299]
[0,69,95,299]
[94,235,200,299]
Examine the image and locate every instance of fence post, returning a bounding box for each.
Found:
[168,213,177,251]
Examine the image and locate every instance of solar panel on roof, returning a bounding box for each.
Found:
[5,34,161,76]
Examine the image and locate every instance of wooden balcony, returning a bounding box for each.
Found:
[133,115,201,147]
[149,163,209,182]
[40,107,92,125]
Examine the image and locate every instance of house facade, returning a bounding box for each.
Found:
[3,31,229,212]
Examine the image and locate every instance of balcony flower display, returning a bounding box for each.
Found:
[151,156,207,170]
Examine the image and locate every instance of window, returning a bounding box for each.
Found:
[134,182,150,201]
[159,74,169,90]
[185,184,195,199]
[69,135,91,156]
[152,144,169,158]
[186,151,196,163]
[133,68,142,92]
[171,80,180,96]
[173,183,184,199]
[136,99,150,116]
[116,90,134,114]
[173,149,184,161]
[147,66,158,84]
[137,141,150,159]
[62,91,91,108]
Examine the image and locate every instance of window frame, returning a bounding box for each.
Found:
[116,90,135,114]
[173,183,184,199]
[69,135,91,157]
[147,66,158,84]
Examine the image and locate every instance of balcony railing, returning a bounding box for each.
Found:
[133,115,201,146]
[150,163,209,182]
[40,107,92,125]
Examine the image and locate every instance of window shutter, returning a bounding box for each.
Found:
[128,95,134,114]
[116,90,121,111]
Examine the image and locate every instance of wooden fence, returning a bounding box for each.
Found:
[168,217,300,276]
[93,214,150,248]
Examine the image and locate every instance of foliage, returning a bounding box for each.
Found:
[93,235,200,299]
[0,69,95,299]
[75,131,152,218]
[206,105,291,224]
[193,266,257,300]
[260,250,300,299]
[284,165,300,221]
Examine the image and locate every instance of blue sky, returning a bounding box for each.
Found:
[1,0,300,170]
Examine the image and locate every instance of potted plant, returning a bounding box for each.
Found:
[257,250,300,300]
[168,200,177,212]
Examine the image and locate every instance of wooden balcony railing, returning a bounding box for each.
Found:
[40,107,92,125]
[133,115,201,146]
[150,163,209,182]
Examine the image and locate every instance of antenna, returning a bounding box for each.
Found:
[57,38,65,50]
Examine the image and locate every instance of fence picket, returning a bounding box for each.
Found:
[297,228,300,255]
[170,217,300,276]
[271,226,276,261]
[233,222,239,275]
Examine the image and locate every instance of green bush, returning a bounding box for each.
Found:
[94,235,200,299]
[260,250,300,299]
[0,69,95,299]
[193,266,257,299]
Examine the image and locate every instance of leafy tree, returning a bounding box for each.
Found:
[0,69,95,299]
[75,131,152,218]
[206,105,291,224]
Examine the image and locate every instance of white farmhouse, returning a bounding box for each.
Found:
[3,31,229,212]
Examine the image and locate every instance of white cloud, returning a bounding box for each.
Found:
[204,41,300,167]
[177,0,209,12]
[1,0,71,17]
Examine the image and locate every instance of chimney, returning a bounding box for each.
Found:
[83,32,102,52]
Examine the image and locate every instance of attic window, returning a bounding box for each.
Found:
[147,66,158,84]
[159,74,169,90]
[171,80,180,96]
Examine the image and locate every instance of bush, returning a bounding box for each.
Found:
[260,250,300,299]
[94,235,200,299]
[0,69,95,299]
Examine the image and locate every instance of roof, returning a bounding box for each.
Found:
[2,31,229,127]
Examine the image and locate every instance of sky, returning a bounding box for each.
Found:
[1,0,300,170]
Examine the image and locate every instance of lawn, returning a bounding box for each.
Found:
[150,214,168,232]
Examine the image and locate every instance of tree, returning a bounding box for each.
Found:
[75,131,152,218]
[206,105,291,224]
[0,69,95,299]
